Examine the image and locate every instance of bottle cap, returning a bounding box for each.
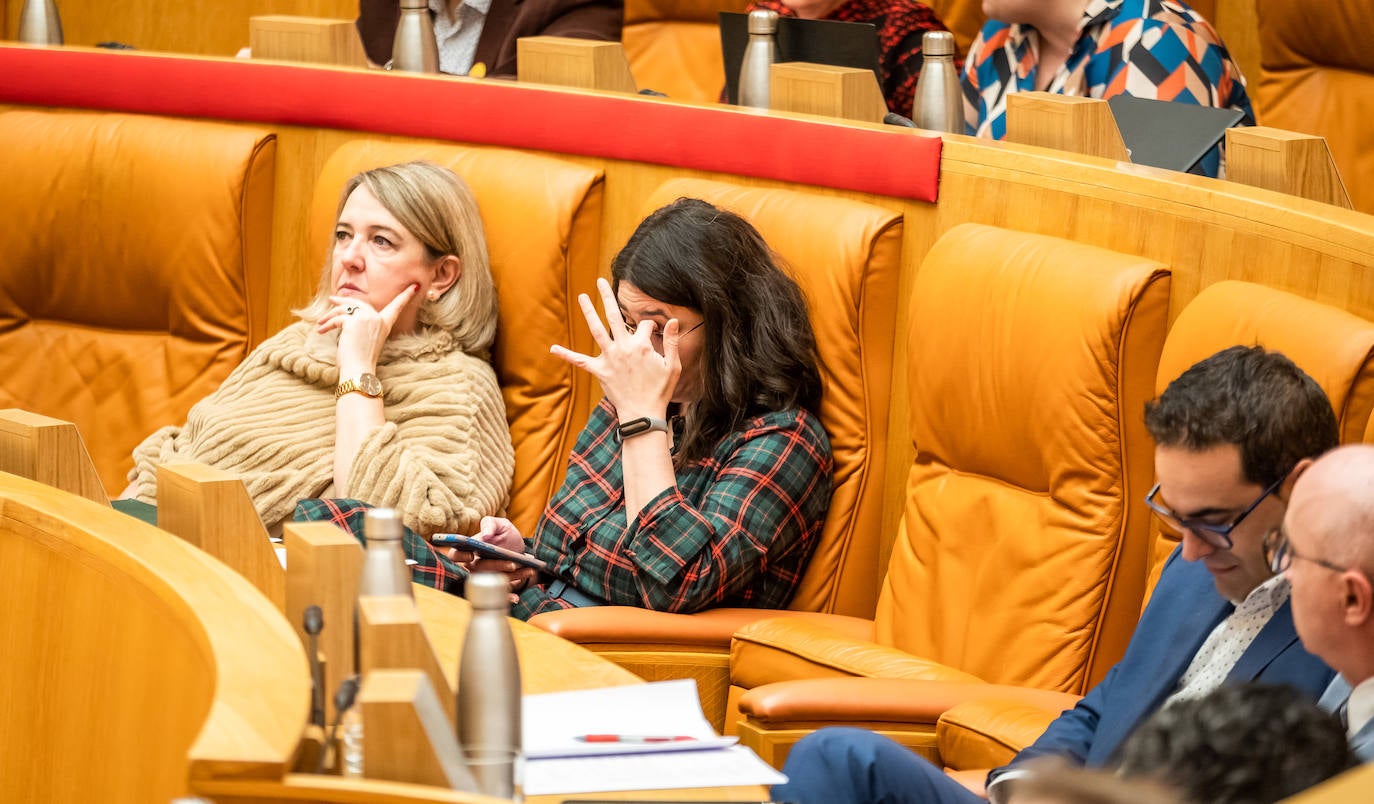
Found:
[466,572,511,610]
[363,508,403,542]
[922,30,955,57]
[747,9,780,35]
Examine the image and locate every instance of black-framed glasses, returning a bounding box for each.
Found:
[1263,526,1347,575]
[1144,474,1286,550]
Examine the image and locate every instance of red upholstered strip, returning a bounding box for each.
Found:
[0,45,940,202]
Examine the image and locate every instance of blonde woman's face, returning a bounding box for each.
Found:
[330,185,436,333]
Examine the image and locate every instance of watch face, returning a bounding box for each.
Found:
[359,373,383,396]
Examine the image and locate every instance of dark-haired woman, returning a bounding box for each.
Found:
[458,197,834,618]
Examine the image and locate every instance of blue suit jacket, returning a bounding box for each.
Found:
[989,548,1335,783]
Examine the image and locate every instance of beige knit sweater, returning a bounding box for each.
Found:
[128,321,514,535]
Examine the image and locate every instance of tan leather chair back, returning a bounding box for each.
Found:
[622,0,748,102]
[1258,0,1374,213]
[925,0,986,56]
[1143,280,1374,590]
[879,224,1171,694]
[0,110,275,496]
[639,178,902,617]
[310,141,604,537]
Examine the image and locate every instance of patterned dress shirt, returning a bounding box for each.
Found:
[961,0,1253,176]
[745,0,954,117]
[513,400,833,618]
[1167,572,1290,704]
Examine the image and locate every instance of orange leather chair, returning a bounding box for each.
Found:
[727,224,1171,765]
[622,0,748,102]
[0,110,275,497]
[308,141,605,537]
[926,0,986,57]
[933,280,1374,782]
[530,177,903,731]
[1139,280,1374,588]
[1257,0,1374,213]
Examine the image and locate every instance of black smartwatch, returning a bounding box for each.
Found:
[616,416,669,441]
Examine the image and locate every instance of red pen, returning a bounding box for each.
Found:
[575,734,699,743]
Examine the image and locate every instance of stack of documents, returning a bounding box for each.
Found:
[521,679,788,795]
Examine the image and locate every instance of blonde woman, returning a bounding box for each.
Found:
[125,161,514,537]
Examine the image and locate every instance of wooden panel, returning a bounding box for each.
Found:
[1005,92,1129,162]
[1227,126,1353,209]
[285,521,365,721]
[250,15,367,67]
[517,36,637,93]
[357,670,474,790]
[359,594,456,726]
[770,62,887,124]
[157,461,287,612]
[0,473,306,802]
[0,408,107,504]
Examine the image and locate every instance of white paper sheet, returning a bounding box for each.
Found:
[522,744,787,795]
[520,679,783,794]
[523,678,735,759]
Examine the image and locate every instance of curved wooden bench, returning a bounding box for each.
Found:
[0,472,308,804]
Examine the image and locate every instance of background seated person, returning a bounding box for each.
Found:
[773,345,1337,804]
[1277,444,1374,763]
[356,0,623,77]
[961,0,1252,176]
[740,0,956,116]
[1114,683,1355,803]
[125,161,514,538]
[455,197,833,618]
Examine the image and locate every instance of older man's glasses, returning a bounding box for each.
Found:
[1263,526,1347,575]
[1144,475,1286,550]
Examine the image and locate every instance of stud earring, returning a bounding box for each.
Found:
[427,291,439,301]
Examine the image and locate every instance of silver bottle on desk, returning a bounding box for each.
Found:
[391,0,439,73]
[738,9,779,109]
[912,30,963,134]
[345,508,413,777]
[359,508,412,598]
[18,0,63,45]
[458,572,522,798]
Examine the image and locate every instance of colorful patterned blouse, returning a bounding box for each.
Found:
[962,0,1253,176]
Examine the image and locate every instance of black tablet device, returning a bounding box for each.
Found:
[1107,94,1246,174]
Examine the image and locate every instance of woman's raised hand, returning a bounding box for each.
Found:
[551,277,680,420]
[318,283,419,375]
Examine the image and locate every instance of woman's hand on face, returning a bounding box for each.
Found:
[550,277,680,420]
[317,283,419,374]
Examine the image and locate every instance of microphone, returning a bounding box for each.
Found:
[637,88,668,97]
[317,675,361,774]
[883,112,918,128]
[304,605,326,729]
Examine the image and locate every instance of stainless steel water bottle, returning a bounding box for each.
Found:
[359,508,412,598]
[391,0,439,73]
[458,572,522,798]
[18,0,63,45]
[738,9,779,109]
[912,30,963,134]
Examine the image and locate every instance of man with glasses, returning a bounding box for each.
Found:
[774,345,1338,804]
[1274,444,1374,762]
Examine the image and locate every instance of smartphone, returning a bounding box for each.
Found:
[430,533,549,573]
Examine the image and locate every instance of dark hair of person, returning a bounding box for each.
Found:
[1114,683,1356,804]
[610,197,823,464]
[1144,346,1339,487]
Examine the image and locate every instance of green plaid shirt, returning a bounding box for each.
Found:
[514,400,833,619]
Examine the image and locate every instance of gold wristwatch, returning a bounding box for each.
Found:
[335,372,382,399]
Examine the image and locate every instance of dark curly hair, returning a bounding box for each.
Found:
[1114,683,1355,804]
[1144,346,1338,487]
[610,198,823,464]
